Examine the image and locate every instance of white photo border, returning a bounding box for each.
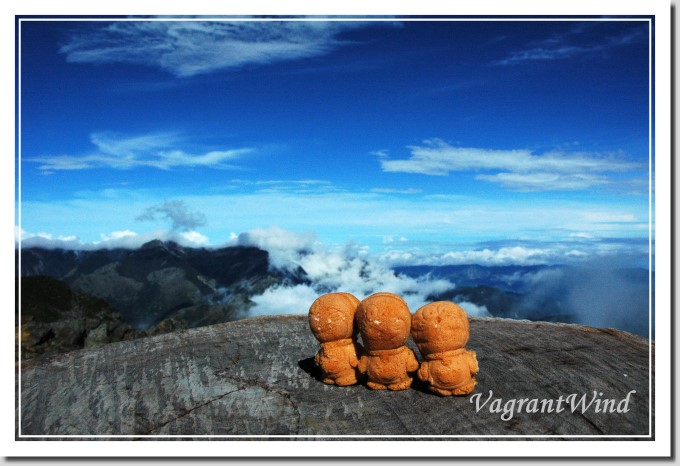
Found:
[3,0,672,458]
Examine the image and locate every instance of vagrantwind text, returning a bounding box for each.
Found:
[470,390,636,421]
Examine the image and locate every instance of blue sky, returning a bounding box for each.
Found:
[17,17,653,267]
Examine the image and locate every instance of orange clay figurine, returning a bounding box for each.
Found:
[411,301,479,396]
[308,292,362,386]
[355,292,419,390]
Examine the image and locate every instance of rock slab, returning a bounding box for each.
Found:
[18,315,653,438]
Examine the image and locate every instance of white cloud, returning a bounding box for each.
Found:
[441,246,551,266]
[16,230,81,249]
[27,132,252,172]
[379,250,415,263]
[100,230,138,241]
[239,227,455,315]
[236,226,317,269]
[475,172,609,191]
[136,200,207,231]
[377,234,650,268]
[565,249,588,257]
[228,179,337,194]
[582,212,637,223]
[249,284,320,316]
[370,188,422,194]
[568,232,594,239]
[496,45,587,65]
[179,230,209,245]
[382,235,408,244]
[17,227,210,250]
[457,301,491,317]
[378,139,643,192]
[60,20,377,77]
[495,23,647,66]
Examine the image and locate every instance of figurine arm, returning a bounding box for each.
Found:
[406,349,420,372]
[468,350,479,375]
[357,355,368,374]
[314,349,322,366]
[348,349,359,368]
[417,361,430,382]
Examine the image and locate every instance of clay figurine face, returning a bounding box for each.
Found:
[308,292,360,343]
[411,301,470,355]
[356,292,412,351]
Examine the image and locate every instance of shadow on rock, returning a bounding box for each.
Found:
[407,373,433,395]
[297,356,322,381]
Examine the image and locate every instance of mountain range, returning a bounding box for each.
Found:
[16,240,309,359]
[16,240,652,359]
[18,239,306,328]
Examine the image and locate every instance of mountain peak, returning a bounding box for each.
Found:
[139,239,185,254]
[140,239,168,249]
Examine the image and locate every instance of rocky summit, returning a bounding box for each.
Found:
[18,315,652,437]
[17,276,138,360]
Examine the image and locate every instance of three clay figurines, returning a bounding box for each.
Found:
[308,291,479,396]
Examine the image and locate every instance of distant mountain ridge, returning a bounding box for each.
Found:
[17,241,652,348]
[397,262,652,337]
[395,263,555,291]
[17,240,306,328]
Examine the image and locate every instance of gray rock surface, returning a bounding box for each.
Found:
[18,315,652,438]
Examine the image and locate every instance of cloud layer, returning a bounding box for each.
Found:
[379,139,643,191]
[16,226,209,250]
[27,132,252,172]
[506,263,651,336]
[60,20,372,77]
[17,220,650,272]
[236,226,457,315]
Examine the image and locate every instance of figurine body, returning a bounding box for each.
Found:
[356,292,419,390]
[411,301,478,396]
[308,292,362,386]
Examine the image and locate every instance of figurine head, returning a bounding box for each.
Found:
[411,301,470,355]
[356,292,412,352]
[308,292,360,343]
